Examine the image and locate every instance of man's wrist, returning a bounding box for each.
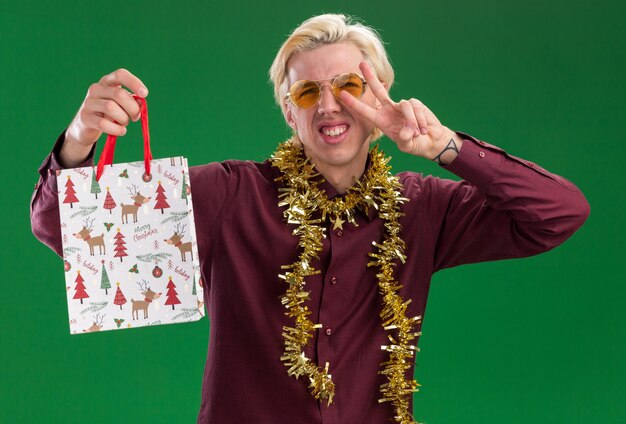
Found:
[430,128,463,165]
[58,131,93,168]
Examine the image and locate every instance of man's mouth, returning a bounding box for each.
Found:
[320,124,348,137]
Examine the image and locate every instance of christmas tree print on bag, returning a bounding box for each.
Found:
[56,96,204,334]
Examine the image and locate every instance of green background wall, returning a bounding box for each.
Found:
[2,1,624,422]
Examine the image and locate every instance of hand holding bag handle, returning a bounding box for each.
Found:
[95,94,153,181]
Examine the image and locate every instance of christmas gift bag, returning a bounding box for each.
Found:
[57,96,205,334]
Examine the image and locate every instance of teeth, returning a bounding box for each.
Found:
[322,125,347,137]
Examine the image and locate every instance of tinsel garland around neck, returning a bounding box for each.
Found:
[270,138,423,424]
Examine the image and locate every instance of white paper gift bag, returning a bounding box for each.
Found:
[57,96,205,334]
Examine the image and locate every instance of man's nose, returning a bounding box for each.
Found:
[317,85,341,115]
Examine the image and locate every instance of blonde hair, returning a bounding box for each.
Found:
[269,14,394,141]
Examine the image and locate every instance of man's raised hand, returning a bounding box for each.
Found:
[60,69,148,167]
[339,61,461,163]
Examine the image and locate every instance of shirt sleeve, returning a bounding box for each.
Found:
[412,132,590,272]
[30,129,96,257]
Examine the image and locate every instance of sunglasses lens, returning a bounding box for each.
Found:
[289,80,321,109]
[333,73,365,98]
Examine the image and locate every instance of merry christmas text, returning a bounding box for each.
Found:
[133,224,158,242]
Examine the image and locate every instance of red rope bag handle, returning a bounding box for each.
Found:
[95,95,152,181]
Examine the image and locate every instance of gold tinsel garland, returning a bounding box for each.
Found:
[270,138,423,424]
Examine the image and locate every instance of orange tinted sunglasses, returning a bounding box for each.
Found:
[285,73,368,109]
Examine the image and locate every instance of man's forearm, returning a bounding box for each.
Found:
[432,133,590,270]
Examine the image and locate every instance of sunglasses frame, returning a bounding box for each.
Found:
[285,72,368,109]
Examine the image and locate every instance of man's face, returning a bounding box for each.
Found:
[284,42,380,176]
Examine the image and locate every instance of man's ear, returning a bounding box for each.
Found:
[283,101,297,131]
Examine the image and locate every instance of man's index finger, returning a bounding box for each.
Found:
[99,69,148,97]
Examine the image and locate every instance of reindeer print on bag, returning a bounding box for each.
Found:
[121,184,151,224]
[74,217,106,255]
[164,223,193,262]
[131,280,162,320]
[84,313,106,333]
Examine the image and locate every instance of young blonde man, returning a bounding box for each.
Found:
[32,14,589,424]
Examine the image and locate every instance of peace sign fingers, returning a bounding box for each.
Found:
[359,61,393,106]
[337,61,392,127]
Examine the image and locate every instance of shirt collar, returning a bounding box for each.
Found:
[316,153,377,222]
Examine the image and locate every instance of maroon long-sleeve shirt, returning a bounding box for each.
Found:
[31,131,589,424]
